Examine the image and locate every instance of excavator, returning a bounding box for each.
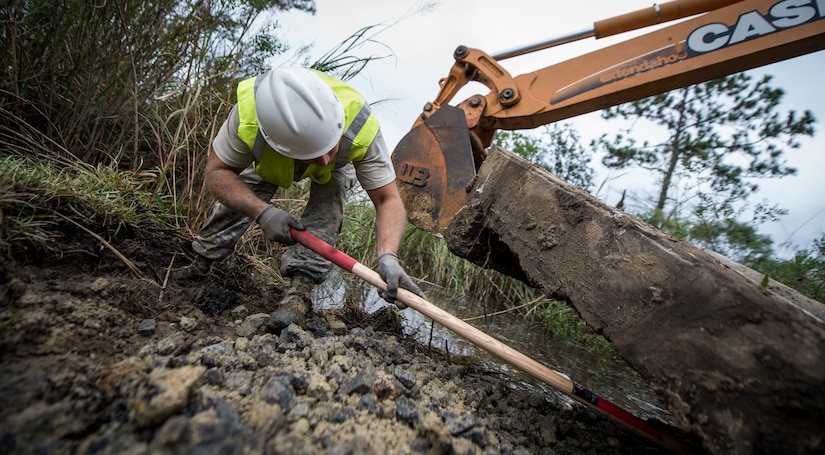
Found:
[391,0,825,235]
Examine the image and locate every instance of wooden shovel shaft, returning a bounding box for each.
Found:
[290,228,694,454]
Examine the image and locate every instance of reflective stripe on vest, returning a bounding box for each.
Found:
[235,71,379,188]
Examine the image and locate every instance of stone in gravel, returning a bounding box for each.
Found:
[246,401,284,442]
[330,354,353,372]
[395,396,419,427]
[358,394,380,415]
[446,412,477,436]
[204,367,224,386]
[234,336,249,352]
[342,369,374,396]
[291,402,309,418]
[261,376,296,411]
[90,277,109,294]
[466,428,496,449]
[196,341,239,370]
[231,305,249,320]
[247,334,280,367]
[151,395,263,454]
[279,325,313,350]
[285,372,308,394]
[236,313,269,338]
[127,365,206,428]
[393,365,417,389]
[329,407,354,423]
[224,370,254,396]
[138,319,155,335]
[156,335,183,356]
[307,373,334,400]
[179,316,198,332]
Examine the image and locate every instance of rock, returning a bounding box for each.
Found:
[329,407,354,424]
[0,400,97,451]
[246,401,284,441]
[179,316,198,332]
[156,335,183,356]
[126,365,206,428]
[138,319,155,335]
[224,370,254,396]
[260,376,296,411]
[236,313,269,338]
[150,395,263,455]
[393,365,417,389]
[358,394,380,415]
[306,372,334,401]
[446,412,477,436]
[231,305,250,320]
[234,336,249,352]
[395,397,419,427]
[341,369,374,396]
[90,277,109,294]
[201,289,237,317]
[247,334,280,367]
[279,324,314,350]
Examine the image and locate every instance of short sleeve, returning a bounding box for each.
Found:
[353,130,397,191]
[212,105,255,170]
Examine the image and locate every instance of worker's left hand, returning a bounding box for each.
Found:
[376,252,423,309]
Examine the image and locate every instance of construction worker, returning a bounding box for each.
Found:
[175,67,422,330]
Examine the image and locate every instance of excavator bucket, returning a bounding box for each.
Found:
[391,105,476,235]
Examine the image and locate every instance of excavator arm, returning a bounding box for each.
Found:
[392,0,825,234]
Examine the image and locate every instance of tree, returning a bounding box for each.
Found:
[592,73,815,230]
[493,123,594,191]
[634,207,775,263]
[747,234,825,304]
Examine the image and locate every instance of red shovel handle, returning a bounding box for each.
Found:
[290,228,357,272]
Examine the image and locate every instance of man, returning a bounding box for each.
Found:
[175,67,421,331]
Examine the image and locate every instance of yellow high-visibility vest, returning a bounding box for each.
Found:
[235,70,379,188]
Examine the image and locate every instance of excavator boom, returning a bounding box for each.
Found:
[392,0,825,234]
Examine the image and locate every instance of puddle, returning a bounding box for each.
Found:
[312,268,675,425]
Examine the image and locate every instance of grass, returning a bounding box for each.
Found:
[0,155,177,228]
[527,300,618,364]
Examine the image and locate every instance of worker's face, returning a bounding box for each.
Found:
[300,144,339,166]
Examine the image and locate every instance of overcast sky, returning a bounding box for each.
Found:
[275,0,825,258]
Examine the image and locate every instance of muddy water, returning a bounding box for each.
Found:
[312,269,675,426]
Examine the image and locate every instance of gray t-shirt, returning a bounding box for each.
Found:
[212,105,397,191]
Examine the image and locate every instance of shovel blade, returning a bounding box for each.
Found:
[391,106,476,235]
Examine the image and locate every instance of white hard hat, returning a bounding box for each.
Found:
[254,68,344,160]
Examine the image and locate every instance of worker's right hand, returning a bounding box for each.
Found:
[255,205,305,245]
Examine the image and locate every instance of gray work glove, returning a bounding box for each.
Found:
[255,205,305,245]
[376,252,423,309]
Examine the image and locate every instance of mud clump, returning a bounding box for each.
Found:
[0,219,670,454]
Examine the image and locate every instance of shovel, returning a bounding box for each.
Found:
[290,228,696,454]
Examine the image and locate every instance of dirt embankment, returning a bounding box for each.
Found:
[0,215,674,454]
